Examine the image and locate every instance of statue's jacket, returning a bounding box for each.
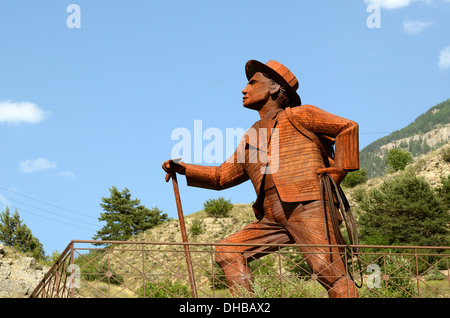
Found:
[184,104,359,211]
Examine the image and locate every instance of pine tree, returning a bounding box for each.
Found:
[0,207,46,260]
[358,172,450,247]
[0,207,17,246]
[93,186,168,243]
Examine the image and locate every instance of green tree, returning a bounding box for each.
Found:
[385,148,413,173]
[203,197,233,218]
[342,168,368,188]
[93,186,168,242]
[0,207,46,260]
[436,175,450,211]
[359,172,450,247]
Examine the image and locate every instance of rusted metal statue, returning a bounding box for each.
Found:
[163,60,360,298]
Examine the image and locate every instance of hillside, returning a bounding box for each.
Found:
[345,144,450,208]
[360,99,450,178]
[129,203,255,245]
[0,243,49,298]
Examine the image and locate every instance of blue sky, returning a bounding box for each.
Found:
[0,0,449,254]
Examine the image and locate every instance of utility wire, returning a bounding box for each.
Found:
[4,204,98,233]
[1,195,99,227]
[360,132,392,135]
[0,185,98,220]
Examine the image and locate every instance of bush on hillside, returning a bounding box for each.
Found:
[385,148,413,173]
[203,197,233,218]
[189,219,204,236]
[137,279,192,298]
[342,168,368,188]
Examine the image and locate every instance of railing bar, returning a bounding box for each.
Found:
[142,243,146,298]
[69,240,450,250]
[70,242,75,298]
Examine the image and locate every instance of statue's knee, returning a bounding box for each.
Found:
[215,247,236,268]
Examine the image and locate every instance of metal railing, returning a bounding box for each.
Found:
[30,240,449,298]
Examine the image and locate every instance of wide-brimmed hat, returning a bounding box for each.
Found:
[245,59,301,106]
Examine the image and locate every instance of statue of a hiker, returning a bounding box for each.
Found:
[163,59,360,298]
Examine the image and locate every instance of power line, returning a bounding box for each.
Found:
[360,132,392,135]
[3,204,98,233]
[1,196,99,227]
[0,185,98,220]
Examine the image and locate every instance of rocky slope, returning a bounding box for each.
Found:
[0,244,49,298]
[358,143,449,192]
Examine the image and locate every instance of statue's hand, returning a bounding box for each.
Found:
[316,167,347,185]
[162,159,186,175]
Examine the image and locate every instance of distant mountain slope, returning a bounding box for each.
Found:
[360,99,450,178]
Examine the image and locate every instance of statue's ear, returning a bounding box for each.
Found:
[269,84,280,96]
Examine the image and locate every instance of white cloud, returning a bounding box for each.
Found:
[402,20,432,34]
[0,101,48,124]
[58,171,77,179]
[20,158,57,173]
[439,46,450,70]
[364,0,428,10]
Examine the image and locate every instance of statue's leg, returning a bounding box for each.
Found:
[215,217,291,297]
[282,200,358,298]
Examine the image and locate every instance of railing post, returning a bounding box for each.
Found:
[70,241,75,298]
[210,244,216,298]
[55,259,60,298]
[278,247,283,298]
[414,247,420,298]
[142,243,146,298]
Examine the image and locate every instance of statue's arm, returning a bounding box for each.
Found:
[184,152,249,190]
[294,105,359,171]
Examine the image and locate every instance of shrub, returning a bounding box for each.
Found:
[342,168,368,188]
[203,197,233,218]
[189,219,203,236]
[441,147,450,163]
[352,187,367,203]
[137,279,192,298]
[385,148,413,173]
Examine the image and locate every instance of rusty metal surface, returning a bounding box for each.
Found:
[29,240,449,298]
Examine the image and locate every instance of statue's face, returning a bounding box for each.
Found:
[242,72,272,110]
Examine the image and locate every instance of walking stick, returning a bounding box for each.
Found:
[165,163,198,298]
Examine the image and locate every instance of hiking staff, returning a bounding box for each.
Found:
[165,159,198,298]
